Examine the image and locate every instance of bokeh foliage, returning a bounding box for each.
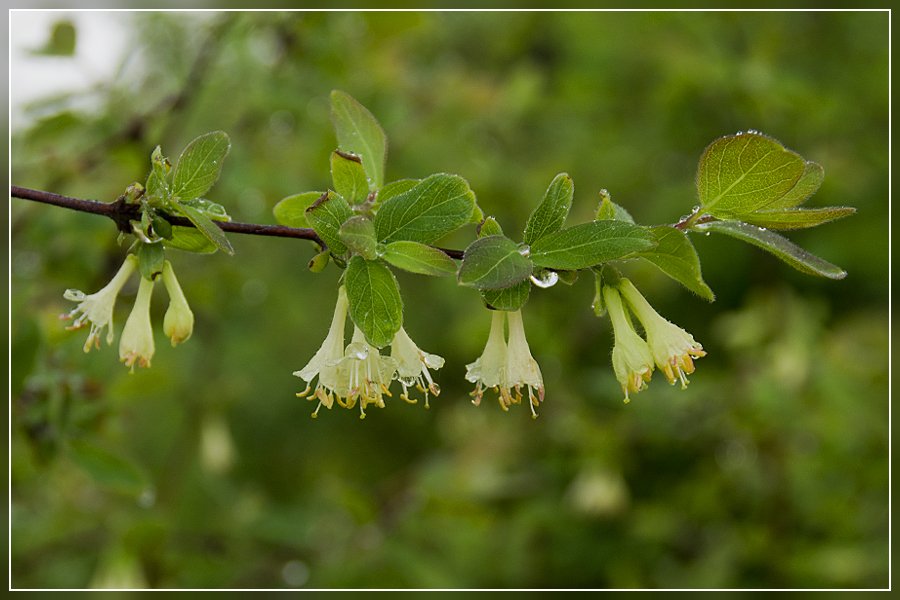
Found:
[10,11,888,589]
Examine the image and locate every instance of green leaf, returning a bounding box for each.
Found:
[150,213,173,239]
[136,242,165,280]
[174,201,233,255]
[697,220,846,280]
[595,192,635,223]
[67,440,148,495]
[765,161,825,210]
[164,226,217,254]
[374,173,476,244]
[697,132,806,219]
[344,256,403,348]
[183,198,230,221]
[305,191,354,254]
[741,206,855,230]
[146,146,170,200]
[481,280,531,311]
[458,235,533,290]
[477,216,504,238]
[273,191,323,229]
[375,178,419,209]
[171,131,231,202]
[308,249,330,273]
[331,150,370,204]
[529,221,655,270]
[339,216,377,259]
[330,90,387,190]
[523,173,573,245]
[637,227,714,301]
[382,241,458,276]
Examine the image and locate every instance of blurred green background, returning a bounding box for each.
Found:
[10,11,888,589]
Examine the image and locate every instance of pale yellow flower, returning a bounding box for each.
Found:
[617,278,705,389]
[603,285,654,403]
[119,275,156,371]
[63,254,137,352]
[391,327,444,408]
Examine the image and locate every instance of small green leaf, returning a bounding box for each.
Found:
[339,215,377,259]
[765,161,825,210]
[481,280,531,311]
[523,173,573,245]
[308,249,330,272]
[382,241,458,276]
[174,201,234,255]
[150,213,173,239]
[697,220,846,280]
[595,191,635,223]
[344,256,403,348]
[330,90,387,190]
[458,235,533,290]
[477,216,504,238]
[171,131,231,202]
[374,173,476,244]
[697,132,806,219]
[183,198,230,221]
[638,227,714,301]
[136,242,165,280]
[67,440,148,495]
[306,191,354,254]
[741,206,855,230]
[146,146,170,200]
[273,191,323,229]
[165,226,217,254]
[529,221,655,270]
[331,150,370,204]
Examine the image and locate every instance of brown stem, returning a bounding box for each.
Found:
[10,185,466,259]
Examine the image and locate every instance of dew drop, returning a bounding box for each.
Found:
[518,244,531,258]
[531,271,559,289]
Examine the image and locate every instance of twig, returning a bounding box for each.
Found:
[10,185,466,260]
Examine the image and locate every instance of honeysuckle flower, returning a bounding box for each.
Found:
[338,327,397,419]
[505,309,544,418]
[119,275,156,371]
[603,284,654,403]
[391,327,444,408]
[465,309,509,408]
[294,286,351,416]
[617,278,706,389]
[62,254,138,352]
[161,260,194,346]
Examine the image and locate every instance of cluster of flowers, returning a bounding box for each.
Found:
[603,278,706,402]
[63,257,704,415]
[63,254,194,370]
[297,286,545,419]
[294,286,444,419]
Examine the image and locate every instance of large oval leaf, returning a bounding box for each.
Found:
[529,221,655,270]
[697,132,806,219]
[344,256,403,348]
[374,173,476,244]
[458,235,533,290]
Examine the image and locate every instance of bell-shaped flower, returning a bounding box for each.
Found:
[391,327,444,408]
[465,310,509,408]
[337,327,398,419]
[505,309,545,418]
[617,278,706,389]
[161,260,194,346]
[119,275,156,371]
[603,284,654,403]
[294,286,351,416]
[62,254,138,352]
